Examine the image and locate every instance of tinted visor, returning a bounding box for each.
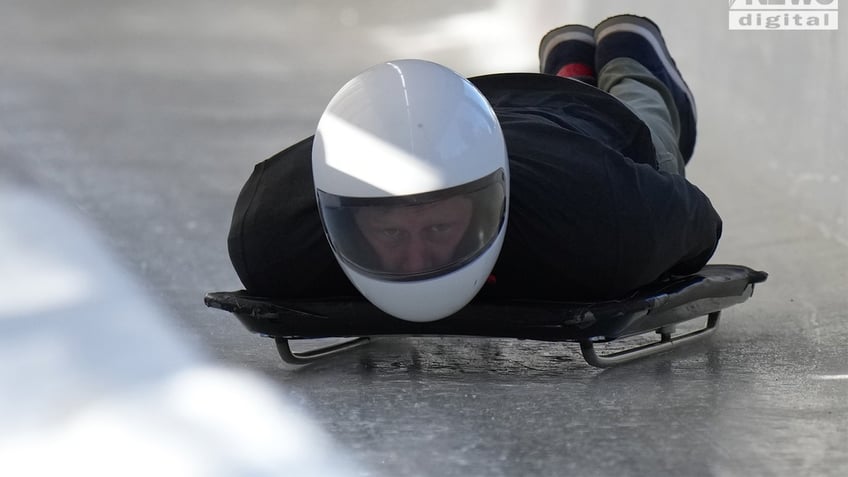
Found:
[317,169,506,281]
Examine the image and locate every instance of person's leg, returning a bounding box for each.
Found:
[594,15,698,176]
[597,58,685,176]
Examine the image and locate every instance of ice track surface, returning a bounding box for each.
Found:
[2,1,846,475]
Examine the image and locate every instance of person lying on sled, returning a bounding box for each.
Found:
[226,15,722,322]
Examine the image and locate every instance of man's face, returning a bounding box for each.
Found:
[355,196,473,274]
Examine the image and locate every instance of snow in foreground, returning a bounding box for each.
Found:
[0,186,359,477]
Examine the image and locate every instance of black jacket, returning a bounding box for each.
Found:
[228,73,722,301]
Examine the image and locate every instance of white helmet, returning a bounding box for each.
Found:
[312,59,509,322]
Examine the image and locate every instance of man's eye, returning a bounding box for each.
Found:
[380,228,402,238]
[429,223,453,233]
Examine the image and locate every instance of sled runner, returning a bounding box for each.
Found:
[204,264,767,368]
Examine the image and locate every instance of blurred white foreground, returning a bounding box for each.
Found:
[0,186,358,477]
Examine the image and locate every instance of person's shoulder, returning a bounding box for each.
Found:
[240,135,315,192]
[263,136,314,164]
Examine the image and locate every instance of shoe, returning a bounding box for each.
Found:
[538,24,596,83]
[594,15,697,161]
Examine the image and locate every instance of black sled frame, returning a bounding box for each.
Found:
[204,265,767,368]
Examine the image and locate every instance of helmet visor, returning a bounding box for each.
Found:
[317,169,506,281]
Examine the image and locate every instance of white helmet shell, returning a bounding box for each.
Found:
[312,59,509,322]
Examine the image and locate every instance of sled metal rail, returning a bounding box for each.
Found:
[204,265,767,368]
